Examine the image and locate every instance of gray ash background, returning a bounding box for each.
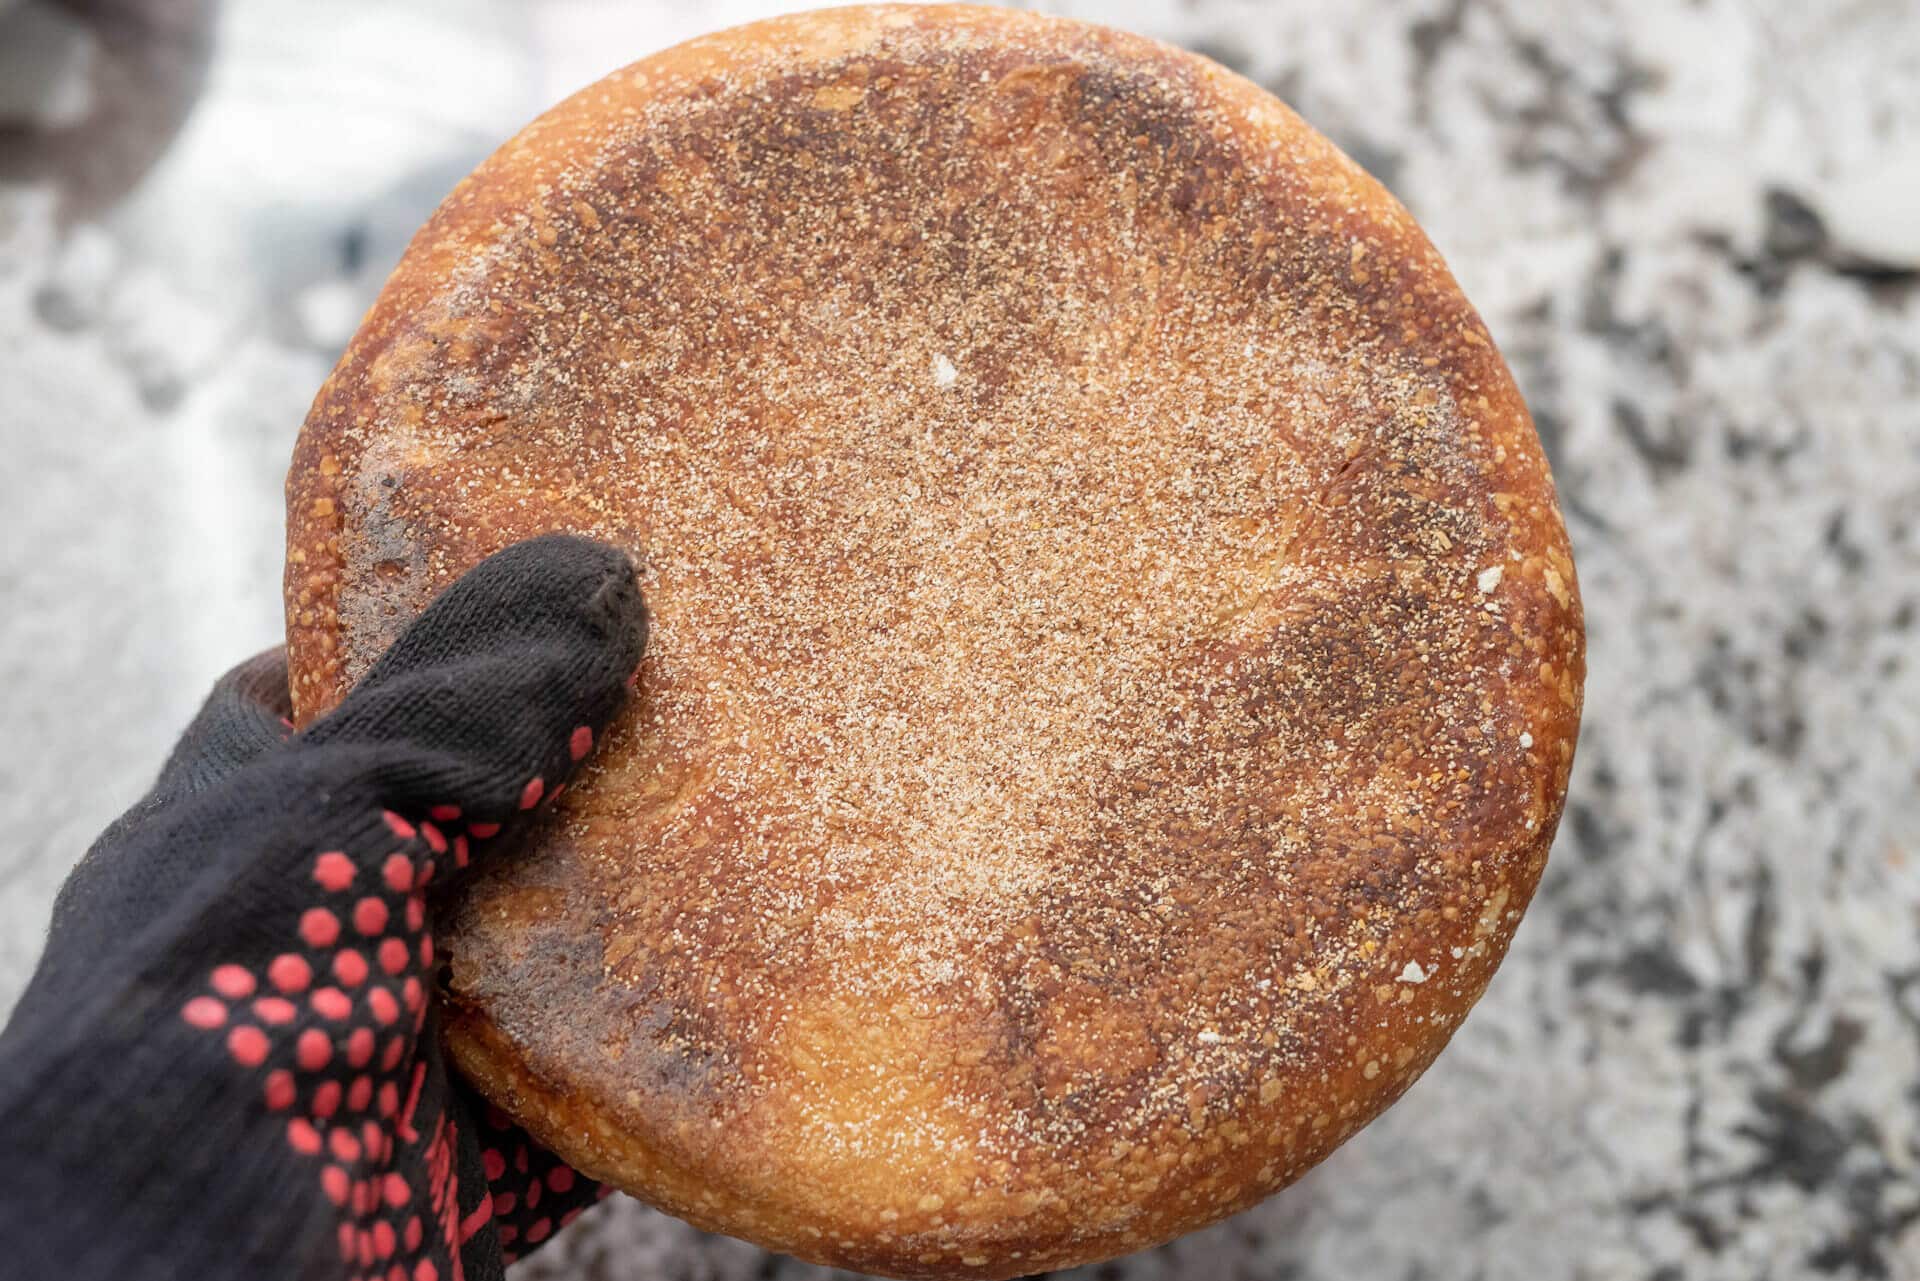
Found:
[2,1,1917,1277]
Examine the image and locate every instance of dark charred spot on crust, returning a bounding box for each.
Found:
[449,825,742,1120]
[336,464,434,683]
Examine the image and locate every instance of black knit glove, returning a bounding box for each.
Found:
[0,534,649,1281]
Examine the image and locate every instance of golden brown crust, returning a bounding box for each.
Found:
[284,6,1585,1278]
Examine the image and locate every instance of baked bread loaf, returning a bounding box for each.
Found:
[284,6,1585,1277]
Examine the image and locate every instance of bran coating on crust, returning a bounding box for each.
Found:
[284,6,1585,1278]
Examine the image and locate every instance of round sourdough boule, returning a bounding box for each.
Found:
[283,6,1585,1277]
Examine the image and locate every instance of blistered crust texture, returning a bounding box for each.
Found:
[284,6,1584,1278]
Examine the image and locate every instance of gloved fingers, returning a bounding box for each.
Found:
[20,536,644,1009]
[292,534,647,867]
[149,647,295,801]
[313,533,646,724]
[452,1076,605,1264]
[297,648,627,828]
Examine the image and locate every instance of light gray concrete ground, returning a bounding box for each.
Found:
[2,2,1917,1278]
